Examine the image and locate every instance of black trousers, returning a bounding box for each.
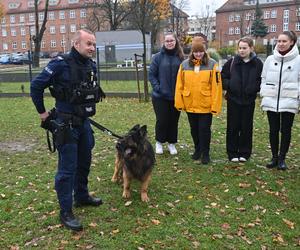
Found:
[226,100,255,160]
[267,111,295,160]
[152,97,180,143]
[187,112,212,157]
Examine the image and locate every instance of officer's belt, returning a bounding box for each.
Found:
[56,111,83,126]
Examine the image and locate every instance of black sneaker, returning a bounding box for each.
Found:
[266,158,278,169]
[278,159,287,170]
[74,196,103,207]
[201,155,210,165]
[60,210,83,231]
[191,151,201,160]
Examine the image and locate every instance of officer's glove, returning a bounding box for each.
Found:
[40,108,56,132]
[99,86,106,102]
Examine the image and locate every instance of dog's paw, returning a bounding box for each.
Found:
[122,191,131,199]
[111,176,118,182]
[141,193,150,202]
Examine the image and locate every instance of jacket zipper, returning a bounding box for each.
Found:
[277,58,284,112]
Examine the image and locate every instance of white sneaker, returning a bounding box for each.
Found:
[239,157,247,162]
[230,157,239,162]
[168,143,177,155]
[155,142,163,154]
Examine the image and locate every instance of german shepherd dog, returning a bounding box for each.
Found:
[111,125,155,202]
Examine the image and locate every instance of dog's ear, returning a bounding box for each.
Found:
[139,125,147,137]
[130,124,140,132]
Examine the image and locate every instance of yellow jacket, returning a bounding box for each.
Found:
[175,58,222,114]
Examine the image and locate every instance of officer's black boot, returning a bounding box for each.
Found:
[60,210,83,231]
[201,154,210,165]
[266,157,278,169]
[191,150,201,160]
[74,196,103,207]
[278,154,287,170]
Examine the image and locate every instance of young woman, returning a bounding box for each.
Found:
[221,37,263,162]
[175,37,222,164]
[149,32,184,155]
[260,31,300,170]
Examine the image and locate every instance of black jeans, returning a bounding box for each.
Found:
[152,97,180,143]
[226,100,255,160]
[187,112,212,157]
[267,111,295,160]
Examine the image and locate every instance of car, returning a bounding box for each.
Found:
[11,53,27,64]
[0,54,11,64]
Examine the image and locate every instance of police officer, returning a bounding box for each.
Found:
[31,29,104,231]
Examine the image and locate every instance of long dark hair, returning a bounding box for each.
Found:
[164,32,184,61]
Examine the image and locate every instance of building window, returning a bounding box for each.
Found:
[8,3,20,9]
[60,25,66,33]
[30,26,35,35]
[59,11,65,19]
[61,39,66,47]
[245,26,251,34]
[21,41,27,49]
[80,24,87,29]
[49,12,55,20]
[20,27,26,36]
[235,14,240,21]
[229,27,234,35]
[3,43,8,50]
[270,24,276,32]
[283,9,289,23]
[49,0,58,5]
[235,27,240,34]
[271,10,277,18]
[41,40,45,48]
[12,42,17,49]
[245,13,251,20]
[2,29,7,37]
[11,28,17,36]
[296,23,300,31]
[1,17,6,24]
[69,0,79,3]
[50,40,57,48]
[80,9,86,18]
[19,14,25,23]
[70,24,76,33]
[39,12,44,21]
[264,11,270,19]
[49,26,56,34]
[10,15,16,23]
[69,10,76,19]
[29,13,35,22]
[283,23,289,31]
[229,15,234,22]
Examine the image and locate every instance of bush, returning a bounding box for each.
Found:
[254,44,267,54]
[217,46,236,59]
[207,48,221,62]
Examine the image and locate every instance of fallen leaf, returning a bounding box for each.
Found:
[151,219,160,225]
[89,222,98,228]
[236,196,244,203]
[221,223,231,230]
[239,183,251,188]
[282,218,295,229]
[212,234,223,239]
[124,201,132,206]
[86,245,94,249]
[188,195,193,200]
[166,202,175,208]
[112,229,119,234]
[192,241,200,248]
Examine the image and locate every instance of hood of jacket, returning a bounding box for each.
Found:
[273,43,299,62]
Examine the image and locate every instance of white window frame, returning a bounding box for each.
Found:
[50,40,57,48]
[12,42,17,49]
[39,12,44,21]
[264,11,270,19]
[2,29,7,37]
[235,27,240,34]
[49,26,56,34]
[283,23,289,31]
[229,27,234,35]
[29,13,35,22]
[271,10,277,18]
[69,10,76,19]
[245,13,251,20]
[10,15,16,23]
[21,41,27,49]
[59,11,65,19]
[229,15,234,22]
[41,40,45,48]
[296,22,300,31]
[60,25,66,33]
[49,12,55,20]
[3,43,8,50]
[80,9,86,18]
[70,24,76,33]
[19,14,25,23]
[11,28,17,36]
[235,14,240,22]
[20,27,26,36]
[270,24,276,33]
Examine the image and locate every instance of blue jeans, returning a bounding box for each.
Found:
[55,119,95,212]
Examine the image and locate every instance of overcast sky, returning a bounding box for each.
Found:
[186,0,227,16]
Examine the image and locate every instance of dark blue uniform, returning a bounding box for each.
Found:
[31,48,97,213]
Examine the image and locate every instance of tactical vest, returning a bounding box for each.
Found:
[49,54,101,117]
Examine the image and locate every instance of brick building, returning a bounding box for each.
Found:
[215,0,300,47]
[0,0,95,54]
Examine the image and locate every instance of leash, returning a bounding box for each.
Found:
[88,118,123,139]
[46,129,56,153]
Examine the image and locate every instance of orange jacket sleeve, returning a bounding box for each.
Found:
[211,63,223,115]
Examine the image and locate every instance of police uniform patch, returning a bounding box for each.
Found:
[45,66,53,75]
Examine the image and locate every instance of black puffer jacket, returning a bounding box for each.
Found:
[221,53,263,105]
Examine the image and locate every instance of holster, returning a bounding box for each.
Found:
[51,120,76,147]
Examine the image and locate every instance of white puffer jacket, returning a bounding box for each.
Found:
[260,43,300,114]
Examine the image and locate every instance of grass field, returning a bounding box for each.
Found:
[0,81,141,94]
[0,97,299,249]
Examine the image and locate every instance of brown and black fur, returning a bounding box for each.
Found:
[111,125,155,202]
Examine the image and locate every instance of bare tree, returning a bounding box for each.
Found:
[0,2,4,19]
[170,0,189,38]
[86,0,134,32]
[32,0,49,68]
[129,0,170,102]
